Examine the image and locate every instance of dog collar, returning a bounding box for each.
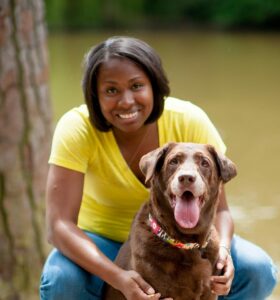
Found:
[148,214,209,250]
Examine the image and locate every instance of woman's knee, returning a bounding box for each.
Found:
[40,249,89,300]
[231,235,278,298]
[244,251,277,296]
[40,233,120,300]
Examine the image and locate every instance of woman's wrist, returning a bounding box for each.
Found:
[104,264,126,291]
[219,244,231,256]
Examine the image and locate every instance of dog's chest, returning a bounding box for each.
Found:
[135,245,212,274]
[132,242,214,299]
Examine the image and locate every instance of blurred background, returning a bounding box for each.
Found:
[48,0,280,298]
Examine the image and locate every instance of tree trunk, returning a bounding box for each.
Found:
[0,0,52,299]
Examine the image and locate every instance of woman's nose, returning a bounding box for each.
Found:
[118,90,134,108]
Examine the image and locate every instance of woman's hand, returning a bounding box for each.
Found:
[210,245,234,296]
[117,270,173,300]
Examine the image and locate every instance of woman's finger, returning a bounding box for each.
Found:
[211,281,231,296]
[216,245,230,271]
[132,272,156,295]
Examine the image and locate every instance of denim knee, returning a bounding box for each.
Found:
[222,235,278,300]
[39,232,122,300]
[240,251,278,298]
[40,249,94,300]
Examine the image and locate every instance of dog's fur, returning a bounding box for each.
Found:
[104,142,237,300]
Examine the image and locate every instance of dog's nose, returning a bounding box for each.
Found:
[178,174,196,184]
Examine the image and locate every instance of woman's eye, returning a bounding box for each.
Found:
[132,83,143,90]
[201,159,210,168]
[106,87,117,94]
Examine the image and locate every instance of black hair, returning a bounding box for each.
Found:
[82,36,170,131]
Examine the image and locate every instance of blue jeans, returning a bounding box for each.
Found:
[40,233,278,300]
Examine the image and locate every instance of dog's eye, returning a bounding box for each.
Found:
[169,157,179,165]
[201,158,210,168]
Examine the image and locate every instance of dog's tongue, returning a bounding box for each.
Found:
[174,195,200,229]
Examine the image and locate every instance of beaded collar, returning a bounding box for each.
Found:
[148,214,209,250]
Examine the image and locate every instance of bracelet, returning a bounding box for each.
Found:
[220,244,231,256]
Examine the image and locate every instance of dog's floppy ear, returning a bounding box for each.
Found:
[207,145,237,183]
[140,143,175,184]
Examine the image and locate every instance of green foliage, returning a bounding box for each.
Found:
[44,0,280,30]
[45,0,102,29]
[207,0,280,27]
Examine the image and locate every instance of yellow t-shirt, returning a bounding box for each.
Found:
[49,97,226,242]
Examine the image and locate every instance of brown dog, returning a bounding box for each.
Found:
[104,142,237,300]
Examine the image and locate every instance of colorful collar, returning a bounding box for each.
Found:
[148,214,209,250]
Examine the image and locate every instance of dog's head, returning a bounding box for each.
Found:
[140,142,237,235]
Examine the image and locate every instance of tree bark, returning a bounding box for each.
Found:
[0,0,52,298]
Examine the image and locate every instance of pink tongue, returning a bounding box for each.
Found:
[174,196,200,229]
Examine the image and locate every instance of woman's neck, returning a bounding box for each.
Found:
[112,123,156,146]
[112,122,159,184]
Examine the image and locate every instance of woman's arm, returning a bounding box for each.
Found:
[46,164,167,300]
[46,165,121,285]
[211,185,235,296]
[215,185,234,250]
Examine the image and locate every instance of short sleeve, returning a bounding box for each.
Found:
[184,102,226,154]
[49,107,93,173]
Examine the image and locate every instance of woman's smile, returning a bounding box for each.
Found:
[117,110,139,120]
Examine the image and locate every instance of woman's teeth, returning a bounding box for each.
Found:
[118,111,138,119]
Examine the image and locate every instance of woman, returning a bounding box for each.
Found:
[40,36,277,300]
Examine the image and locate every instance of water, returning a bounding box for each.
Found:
[48,30,280,297]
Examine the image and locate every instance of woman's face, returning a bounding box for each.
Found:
[97,57,154,134]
